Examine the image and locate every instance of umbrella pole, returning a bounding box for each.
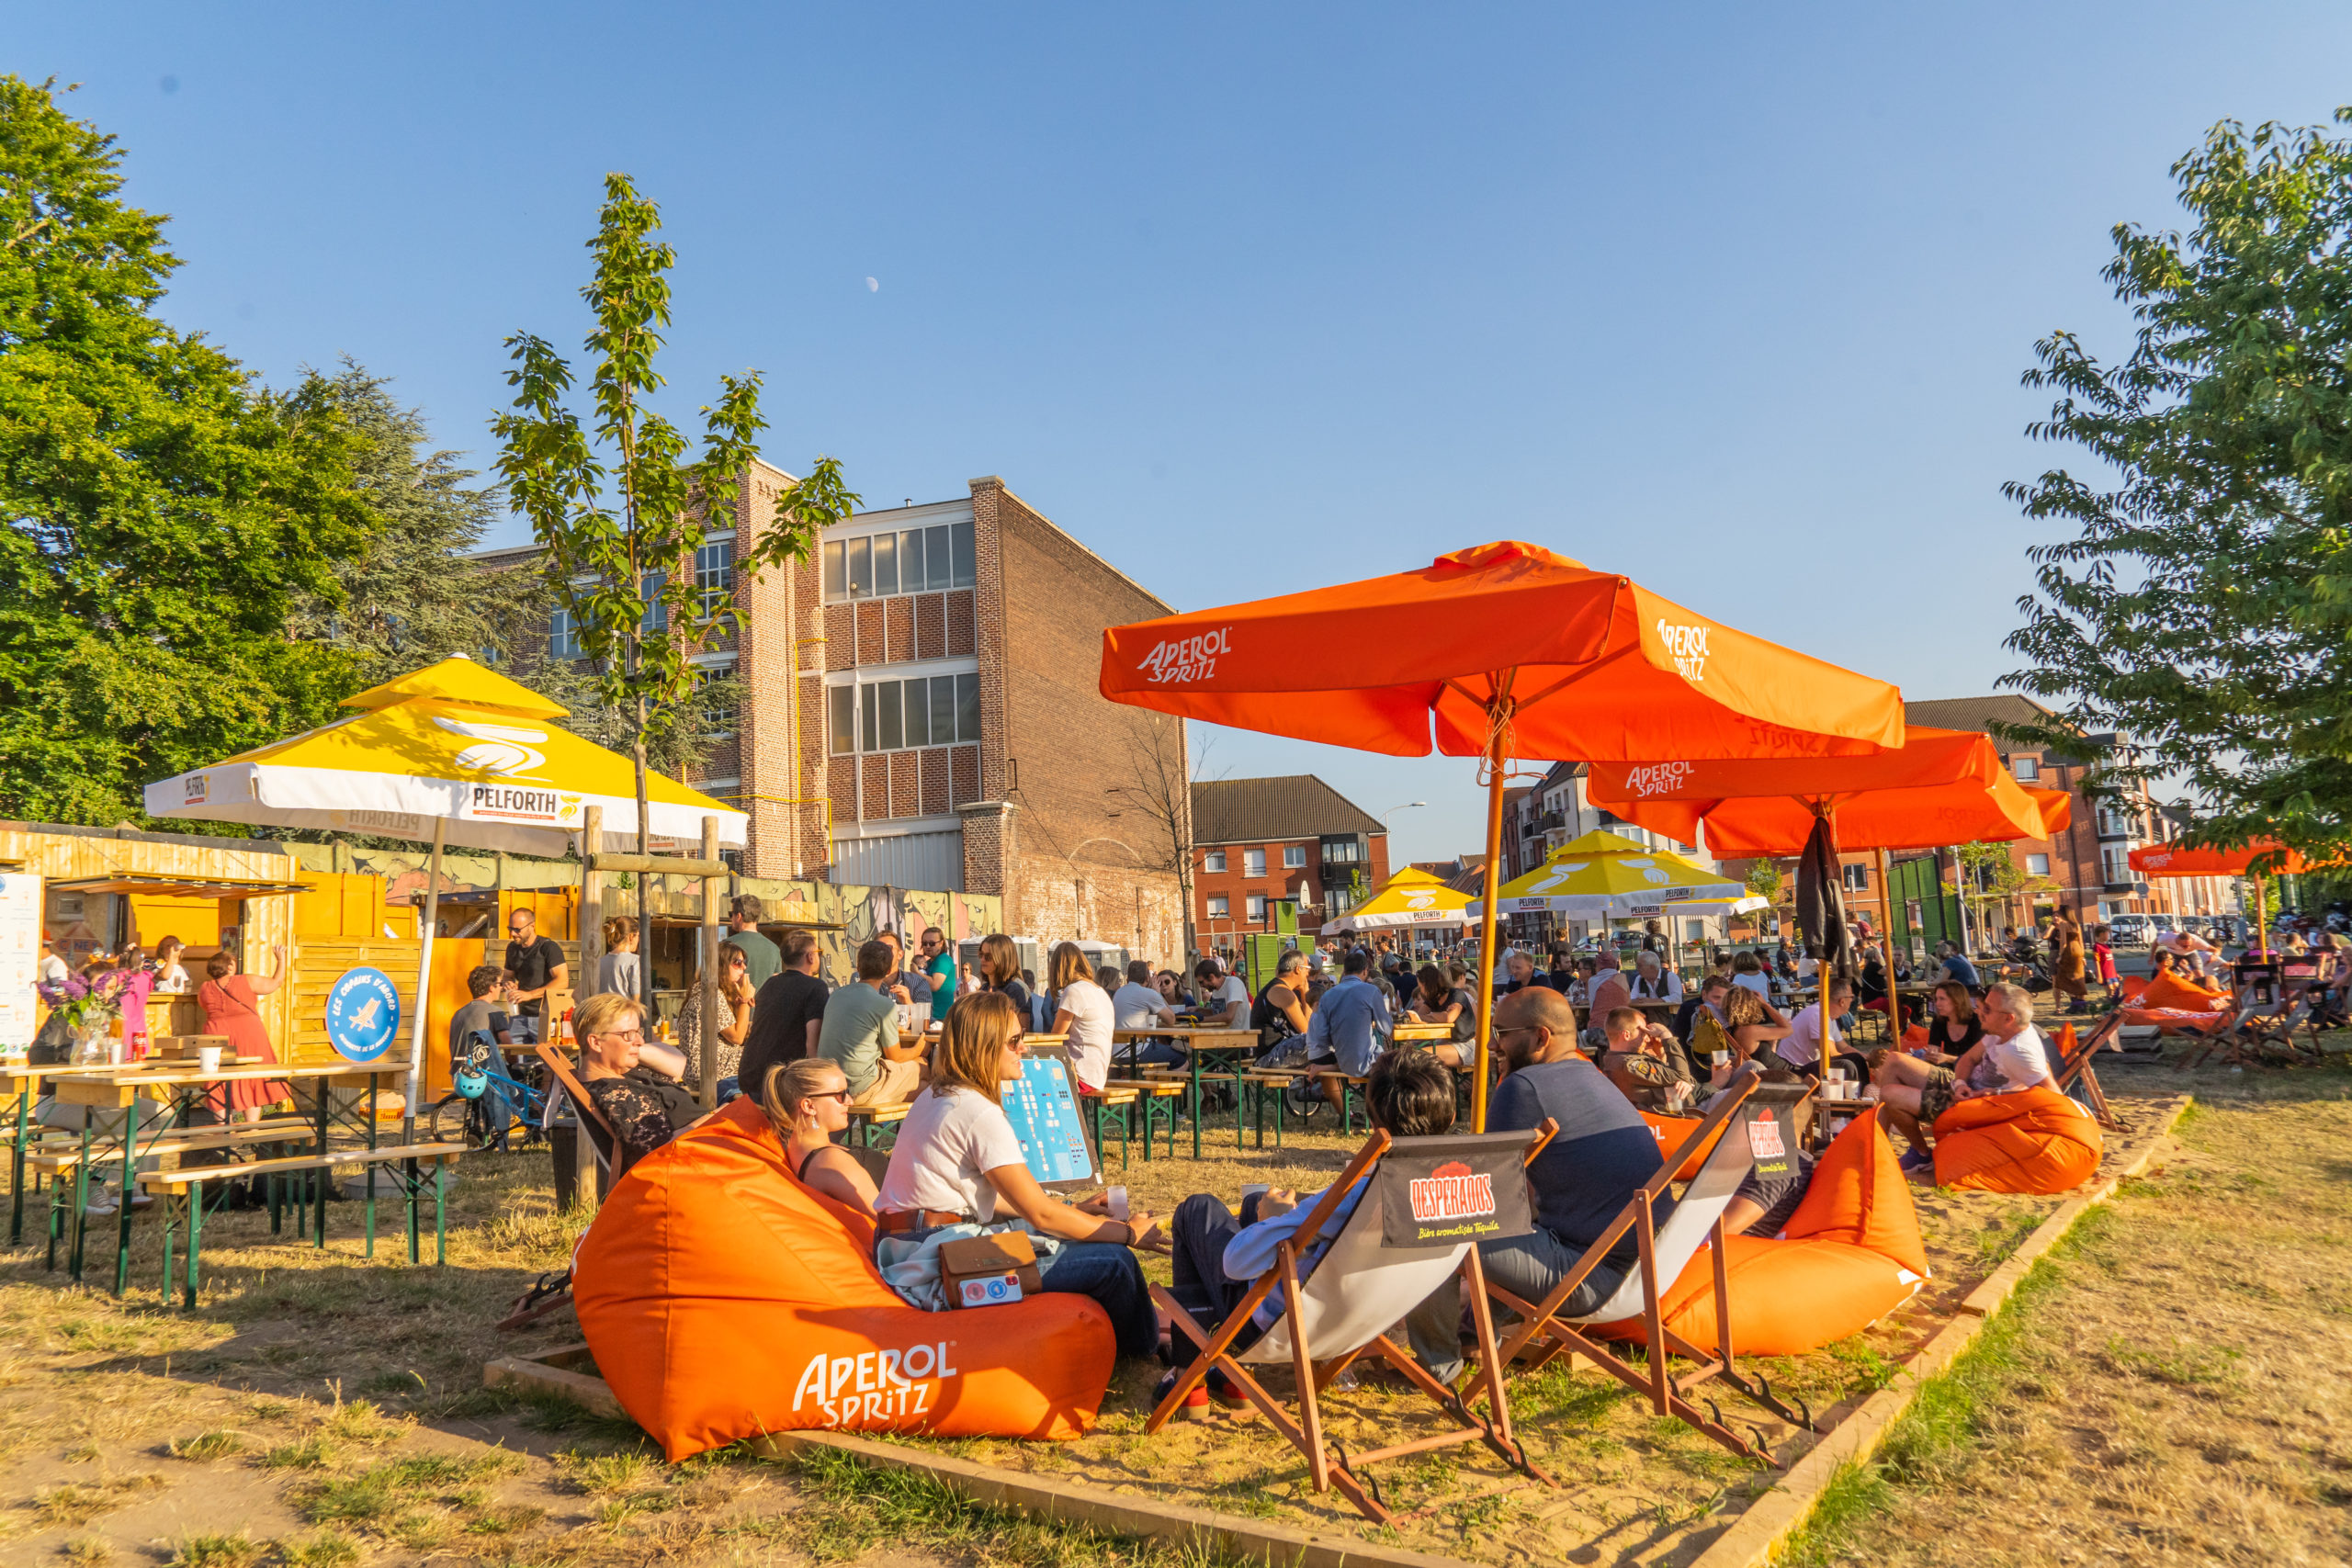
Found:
[1473,733,1506,1133]
[404,817,446,1143]
[1877,846,1902,1032]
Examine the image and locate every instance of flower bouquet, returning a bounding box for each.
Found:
[35,966,137,1065]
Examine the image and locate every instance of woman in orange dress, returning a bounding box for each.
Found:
[198,944,297,1121]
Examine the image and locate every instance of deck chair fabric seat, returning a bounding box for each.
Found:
[2138,972,2232,1012]
[1591,1108,1928,1356]
[2119,1003,2235,1035]
[1931,1085,2103,1193]
[575,1099,1116,1461]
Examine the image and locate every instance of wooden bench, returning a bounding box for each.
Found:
[1102,1078,1187,1161]
[28,1119,326,1274]
[844,1101,911,1150]
[140,1142,465,1307]
[1079,1086,1141,1172]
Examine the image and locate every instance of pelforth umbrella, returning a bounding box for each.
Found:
[145,655,748,1120]
[1099,540,1905,1127]
[1586,727,2072,994]
[1318,866,1475,937]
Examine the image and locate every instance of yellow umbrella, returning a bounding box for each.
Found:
[1318,867,1475,936]
[1466,829,1752,919]
[143,655,747,1114]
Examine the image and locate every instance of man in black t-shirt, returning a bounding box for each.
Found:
[503,908,570,1041]
[735,930,831,1107]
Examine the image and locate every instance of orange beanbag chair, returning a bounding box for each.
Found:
[1640,1111,1727,1181]
[1931,1086,2103,1193]
[2138,972,2229,1012]
[573,1099,1117,1461]
[1597,1108,1928,1356]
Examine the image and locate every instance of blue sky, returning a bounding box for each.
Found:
[17,4,2351,864]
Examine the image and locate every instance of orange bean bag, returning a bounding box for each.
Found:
[1596,1108,1928,1356]
[1930,1085,2103,1193]
[573,1099,1118,1461]
[2138,971,2230,1012]
[1639,1111,1728,1181]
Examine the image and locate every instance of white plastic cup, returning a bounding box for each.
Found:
[1107,1185,1130,1223]
[197,1045,223,1075]
[1827,1064,1849,1084]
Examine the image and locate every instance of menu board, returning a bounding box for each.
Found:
[0,874,40,1053]
[1001,1043,1096,1191]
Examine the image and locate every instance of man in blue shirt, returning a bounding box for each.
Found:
[1297,948,1393,1114]
[1936,942,1982,991]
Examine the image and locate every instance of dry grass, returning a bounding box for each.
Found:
[1782,1043,2352,1565]
[0,1001,2317,1567]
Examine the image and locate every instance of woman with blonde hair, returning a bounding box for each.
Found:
[1722,982,1794,1064]
[596,915,641,999]
[676,938,754,1095]
[763,1056,876,1215]
[876,992,1163,1359]
[1047,941,1115,1091]
[577,991,705,1173]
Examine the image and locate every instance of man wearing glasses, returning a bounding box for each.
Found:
[503,908,570,1043]
[917,928,958,1026]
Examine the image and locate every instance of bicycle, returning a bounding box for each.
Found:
[428,1038,552,1152]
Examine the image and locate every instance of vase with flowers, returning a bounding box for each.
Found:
[34,967,137,1066]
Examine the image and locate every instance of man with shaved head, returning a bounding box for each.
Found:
[1479,986,1670,1320]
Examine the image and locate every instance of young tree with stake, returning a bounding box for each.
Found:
[493,174,857,1020]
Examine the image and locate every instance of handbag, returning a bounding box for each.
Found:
[937,1230,1045,1307]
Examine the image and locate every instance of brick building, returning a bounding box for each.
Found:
[1189,776,1390,955]
[480,467,1190,964]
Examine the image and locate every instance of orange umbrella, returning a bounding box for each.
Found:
[2130,840,2309,957]
[1099,540,1906,1128]
[1588,728,2072,996]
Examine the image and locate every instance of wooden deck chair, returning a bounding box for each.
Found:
[534,1043,620,1190]
[1146,1122,1559,1524]
[2050,1013,2125,1127]
[1474,1077,1818,1462]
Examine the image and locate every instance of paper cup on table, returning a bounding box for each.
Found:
[197,1045,223,1075]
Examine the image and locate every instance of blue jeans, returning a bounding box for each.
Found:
[1404,1225,1632,1383]
[1039,1240,1158,1359]
[1118,1038,1189,1070]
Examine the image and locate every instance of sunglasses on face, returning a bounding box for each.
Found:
[594,1028,645,1043]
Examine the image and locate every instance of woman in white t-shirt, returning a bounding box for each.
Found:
[875,992,1165,1357]
[150,936,193,995]
[1047,942,1117,1090]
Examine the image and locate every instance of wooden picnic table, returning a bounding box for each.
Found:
[1114,1026,1259,1157]
[42,1057,411,1296]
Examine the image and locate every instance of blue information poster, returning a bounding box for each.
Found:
[1001,1046,1096,1191]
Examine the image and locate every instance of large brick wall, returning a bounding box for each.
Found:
[982,479,1186,965]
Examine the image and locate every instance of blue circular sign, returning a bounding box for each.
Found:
[325,966,401,1063]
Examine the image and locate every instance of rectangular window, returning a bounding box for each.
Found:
[548,607,581,660]
[1246,894,1268,921]
[2103,844,2135,883]
[903,675,931,747]
[1245,849,1267,878]
[846,536,872,598]
[2026,853,2051,877]
[1206,895,1229,919]
[873,530,899,596]
[1328,885,1354,914]
[877,681,903,750]
[952,521,977,587]
[899,528,924,592]
[1283,844,1306,869]
[695,538,735,617]
[861,682,878,752]
[829,685,855,755]
[931,679,956,748]
[697,660,738,738]
[1841,863,1869,892]
[822,539,846,599]
[641,571,668,632]
[1204,850,1227,873]
[2012,755,2041,782]
[956,672,980,742]
[926,525,952,589]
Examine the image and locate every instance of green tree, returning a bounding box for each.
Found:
[1743,860,1782,900]
[493,175,857,886]
[2002,109,2352,863]
[0,77,370,825]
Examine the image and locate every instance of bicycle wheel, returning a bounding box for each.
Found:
[425,1093,474,1145]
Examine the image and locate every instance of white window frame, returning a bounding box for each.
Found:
[2011,755,2040,783]
[820,519,978,603]
[695,535,736,619]
[1206,895,1230,919]
[2026,853,2051,877]
[548,606,582,660]
[1245,893,1268,922]
[1841,863,1870,893]
[1283,844,1306,869]
[1244,849,1268,878]
[1204,850,1227,874]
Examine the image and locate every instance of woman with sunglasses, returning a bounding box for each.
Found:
[763,1056,877,1215]
[577,993,707,1175]
[876,991,1166,1359]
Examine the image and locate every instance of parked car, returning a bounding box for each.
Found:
[2105,914,2154,947]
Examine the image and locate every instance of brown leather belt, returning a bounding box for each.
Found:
[876,1208,971,1235]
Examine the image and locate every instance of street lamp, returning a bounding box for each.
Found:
[1382,801,1428,829]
